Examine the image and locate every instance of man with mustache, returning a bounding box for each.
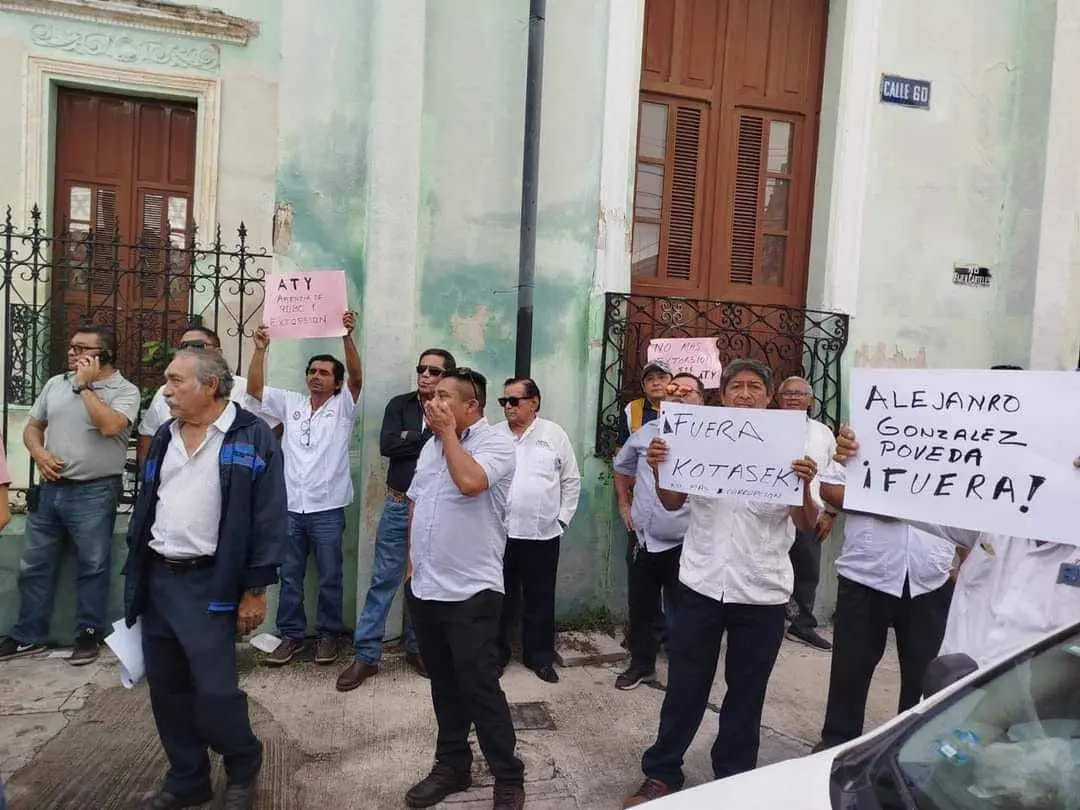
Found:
[247,312,362,667]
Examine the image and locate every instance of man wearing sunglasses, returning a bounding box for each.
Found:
[404,367,525,810]
[495,377,581,684]
[247,312,362,669]
[137,326,280,467]
[338,348,456,691]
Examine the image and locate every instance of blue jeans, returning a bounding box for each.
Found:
[352,496,418,663]
[12,477,121,643]
[275,507,347,640]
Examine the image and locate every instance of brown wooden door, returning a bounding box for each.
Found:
[632,0,828,308]
[51,88,196,384]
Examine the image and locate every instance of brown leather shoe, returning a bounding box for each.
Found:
[405,650,429,679]
[405,762,472,808]
[336,660,378,692]
[623,778,675,807]
[314,635,338,665]
[265,637,304,667]
[492,782,525,809]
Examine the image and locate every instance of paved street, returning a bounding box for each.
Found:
[0,627,902,809]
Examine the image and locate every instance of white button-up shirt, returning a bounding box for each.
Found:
[259,386,358,514]
[680,495,809,606]
[149,403,233,559]
[499,417,580,540]
[822,463,954,597]
[613,420,689,553]
[910,522,1080,667]
[408,418,516,601]
[139,374,278,436]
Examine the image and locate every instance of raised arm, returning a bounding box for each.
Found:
[246,326,269,403]
[342,311,362,402]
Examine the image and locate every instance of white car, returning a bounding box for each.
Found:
[651,620,1080,809]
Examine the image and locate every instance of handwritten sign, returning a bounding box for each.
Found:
[265,270,348,339]
[845,369,1080,545]
[656,402,807,505]
[647,338,723,388]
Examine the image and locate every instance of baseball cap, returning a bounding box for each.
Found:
[642,360,673,378]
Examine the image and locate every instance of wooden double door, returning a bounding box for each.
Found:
[50,87,197,384]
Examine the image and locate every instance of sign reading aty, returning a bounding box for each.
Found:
[845,369,1080,546]
[880,74,931,109]
[656,402,807,505]
[265,269,348,339]
[647,338,723,388]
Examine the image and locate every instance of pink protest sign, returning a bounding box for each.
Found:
[265,270,348,339]
[647,337,723,389]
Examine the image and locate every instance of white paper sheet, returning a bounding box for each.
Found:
[656,402,808,505]
[104,617,145,689]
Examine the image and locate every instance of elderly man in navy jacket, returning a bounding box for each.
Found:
[124,349,286,810]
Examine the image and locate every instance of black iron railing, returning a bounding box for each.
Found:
[596,293,850,457]
[1,205,270,510]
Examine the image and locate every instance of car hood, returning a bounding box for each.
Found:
[646,749,839,810]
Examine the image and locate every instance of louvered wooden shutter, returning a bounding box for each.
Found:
[730,112,765,286]
[665,106,703,282]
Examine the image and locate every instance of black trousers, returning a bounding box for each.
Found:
[627,544,682,669]
[408,585,525,786]
[820,575,955,747]
[498,536,560,670]
[142,564,262,797]
[641,585,786,787]
[788,527,822,631]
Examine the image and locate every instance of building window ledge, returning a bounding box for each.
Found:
[1,0,258,45]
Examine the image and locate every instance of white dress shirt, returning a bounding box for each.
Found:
[613,420,689,553]
[408,418,516,601]
[139,374,279,436]
[680,494,811,606]
[149,403,233,559]
[259,386,358,513]
[822,463,955,597]
[500,417,580,540]
[909,522,1080,667]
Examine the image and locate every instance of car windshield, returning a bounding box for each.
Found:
[894,627,1080,809]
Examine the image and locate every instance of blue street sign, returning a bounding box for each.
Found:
[880,74,931,110]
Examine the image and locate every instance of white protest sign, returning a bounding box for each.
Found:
[656,402,807,505]
[647,338,723,388]
[845,369,1080,545]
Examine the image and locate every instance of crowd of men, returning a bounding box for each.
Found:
[0,319,1077,810]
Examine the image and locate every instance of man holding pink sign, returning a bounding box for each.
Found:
[247,308,362,668]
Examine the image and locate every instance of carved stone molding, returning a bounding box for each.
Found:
[30,23,219,70]
[1,0,257,45]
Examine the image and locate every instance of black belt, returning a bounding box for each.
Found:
[47,475,122,487]
[150,549,216,571]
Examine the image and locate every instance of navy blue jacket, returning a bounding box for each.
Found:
[123,404,287,626]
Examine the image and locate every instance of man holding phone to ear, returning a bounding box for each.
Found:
[0,326,140,666]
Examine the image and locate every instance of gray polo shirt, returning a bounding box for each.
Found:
[29,371,141,481]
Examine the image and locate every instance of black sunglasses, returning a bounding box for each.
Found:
[498,396,533,407]
[416,364,445,377]
[179,339,215,350]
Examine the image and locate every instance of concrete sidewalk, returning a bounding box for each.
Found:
[0,628,902,809]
